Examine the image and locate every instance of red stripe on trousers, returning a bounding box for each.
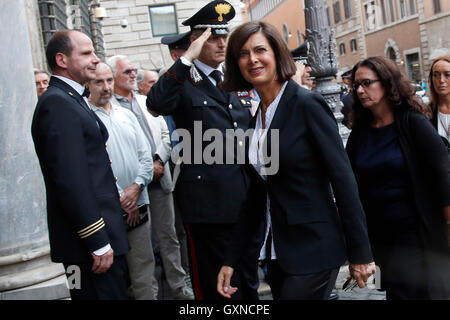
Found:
[185,224,203,300]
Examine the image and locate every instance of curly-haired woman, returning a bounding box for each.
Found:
[346,56,450,299]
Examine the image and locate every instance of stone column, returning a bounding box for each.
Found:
[0,0,68,300]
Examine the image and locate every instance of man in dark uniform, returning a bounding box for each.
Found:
[291,41,315,90]
[162,31,191,62]
[340,70,354,128]
[31,30,130,300]
[147,0,261,300]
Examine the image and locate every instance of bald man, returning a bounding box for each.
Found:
[31,30,129,300]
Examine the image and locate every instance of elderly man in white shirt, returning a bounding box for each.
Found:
[87,62,155,300]
[107,55,193,300]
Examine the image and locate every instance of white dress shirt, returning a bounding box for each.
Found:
[91,103,153,206]
[249,81,288,261]
[180,56,223,86]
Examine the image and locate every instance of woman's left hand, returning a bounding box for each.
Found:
[349,262,376,288]
[217,266,237,298]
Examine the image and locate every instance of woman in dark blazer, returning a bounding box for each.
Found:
[428,56,450,150]
[216,21,375,300]
[345,56,450,299]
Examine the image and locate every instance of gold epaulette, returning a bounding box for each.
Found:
[77,218,105,239]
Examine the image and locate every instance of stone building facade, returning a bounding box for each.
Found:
[326,0,449,82]
[244,0,306,50]
[27,0,107,71]
[100,0,245,71]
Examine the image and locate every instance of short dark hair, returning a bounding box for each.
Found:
[221,21,296,92]
[350,56,431,127]
[45,30,75,72]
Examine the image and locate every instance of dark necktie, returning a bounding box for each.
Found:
[82,88,90,98]
[209,70,223,85]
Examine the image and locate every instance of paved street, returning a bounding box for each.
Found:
[258,264,386,300]
[156,253,387,300]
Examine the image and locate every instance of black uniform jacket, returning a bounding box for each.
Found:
[147,59,252,224]
[225,80,373,275]
[31,76,129,263]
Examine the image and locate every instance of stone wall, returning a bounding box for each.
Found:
[100,0,244,70]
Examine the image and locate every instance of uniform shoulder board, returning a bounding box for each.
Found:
[235,91,249,98]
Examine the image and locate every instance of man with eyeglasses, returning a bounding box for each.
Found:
[106,55,194,300]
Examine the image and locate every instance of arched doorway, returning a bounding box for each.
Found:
[387,47,396,61]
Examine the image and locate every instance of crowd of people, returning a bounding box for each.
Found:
[31,0,449,301]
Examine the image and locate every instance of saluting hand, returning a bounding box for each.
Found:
[182,28,212,63]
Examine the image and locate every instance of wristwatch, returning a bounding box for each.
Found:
[135,182,145,191]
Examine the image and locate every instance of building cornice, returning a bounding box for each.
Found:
[419,11,450,25]
[364,14,419,36]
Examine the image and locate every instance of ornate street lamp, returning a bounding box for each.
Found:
[304,0,343,113]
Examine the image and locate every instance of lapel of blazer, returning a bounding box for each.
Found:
[50,76,109,142]
[262,80,296,159]
[50,76,93,116]
[266,80,295,132]
[246,108,269,185]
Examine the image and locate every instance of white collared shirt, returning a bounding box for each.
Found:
[90,103,153,206]
[193,59,223,86]
[179,56,223,86]
[249,81,288,261]
[52,75,91,108]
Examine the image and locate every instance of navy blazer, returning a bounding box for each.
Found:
[226,80,373,275]
[31,76,129,263]
[147,59,252,224]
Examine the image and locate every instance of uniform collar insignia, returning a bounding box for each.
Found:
[189,65,203,84]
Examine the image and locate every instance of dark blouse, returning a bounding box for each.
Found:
[353,123,417,233]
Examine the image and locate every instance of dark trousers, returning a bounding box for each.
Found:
[267,260,339,300]
[63,255,128,300]
[185,223,260,301]
[372,226,429,300]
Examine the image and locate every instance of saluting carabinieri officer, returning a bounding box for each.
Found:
[147,0,261,300]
